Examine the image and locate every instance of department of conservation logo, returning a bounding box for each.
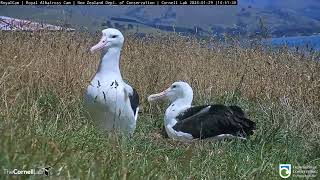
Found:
[279,164,292,178]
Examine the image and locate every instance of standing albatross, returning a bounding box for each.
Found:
[84,28,139,136]
[148,81,255,141]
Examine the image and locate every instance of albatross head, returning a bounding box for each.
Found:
[90,28,124,53]
[148,81,193,104]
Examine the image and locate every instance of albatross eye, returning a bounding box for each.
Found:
[172,85,177,88]
[112,35,118,38]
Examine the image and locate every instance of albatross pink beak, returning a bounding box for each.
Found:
[90,36,107,53]
[148,89,169,102]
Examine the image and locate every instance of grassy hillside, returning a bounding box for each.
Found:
[1,5,319,37]
[0,31,319,179]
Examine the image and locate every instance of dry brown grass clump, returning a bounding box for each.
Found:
[0,31,319,112]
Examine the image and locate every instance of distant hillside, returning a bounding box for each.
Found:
[237,0,320,37]
[0,3,319,38]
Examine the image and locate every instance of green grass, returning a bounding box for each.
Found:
[1,90,319,179]
[0,31,319,179]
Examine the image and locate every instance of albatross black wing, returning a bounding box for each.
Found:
[123,81,139,119]
[161,105,210,138]
[129,88,139,118]
[173,104,255,139]
[176,105,211,121]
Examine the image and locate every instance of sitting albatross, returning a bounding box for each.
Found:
[84,28,139,136]
[148,81,255,141]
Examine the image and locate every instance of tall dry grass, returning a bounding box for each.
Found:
[1,31,319,111]
[1,31,320,179]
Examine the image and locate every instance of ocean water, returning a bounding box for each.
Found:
[263,35,320,51]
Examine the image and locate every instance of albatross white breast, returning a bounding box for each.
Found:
[84,28,139,136]
[148,81,255,141]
